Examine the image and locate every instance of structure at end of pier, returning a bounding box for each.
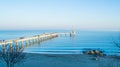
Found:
[70,30,76,37]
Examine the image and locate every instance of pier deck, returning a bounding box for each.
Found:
[0,31,75,50]
[0,33,58,45]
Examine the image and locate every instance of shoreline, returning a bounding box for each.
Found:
[0,52,120,67]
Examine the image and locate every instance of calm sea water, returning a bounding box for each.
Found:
[0,30,120,55]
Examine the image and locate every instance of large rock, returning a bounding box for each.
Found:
[83,49,106,56]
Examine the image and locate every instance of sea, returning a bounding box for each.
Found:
[0,30,119,55]
[0,30,120,67]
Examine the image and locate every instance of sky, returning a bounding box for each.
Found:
[0,0,120,31]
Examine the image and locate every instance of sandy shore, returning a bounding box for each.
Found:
[0,53,120,67]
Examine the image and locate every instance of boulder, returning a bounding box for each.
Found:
[83,49,106,57]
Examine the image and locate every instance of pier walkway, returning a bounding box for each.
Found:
[0,31,76,50]
[0,33,59,49]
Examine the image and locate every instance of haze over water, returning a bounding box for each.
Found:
[0,0,120,31]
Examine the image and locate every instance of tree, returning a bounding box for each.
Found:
[114,35,120,48]
[0,44,26,67]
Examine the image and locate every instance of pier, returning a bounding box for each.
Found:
[0,33,59,50]
[0,31,76,51]
[58,30,76,37]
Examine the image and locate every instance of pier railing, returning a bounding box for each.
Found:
[0,31,76,50]
[0,33,59,50]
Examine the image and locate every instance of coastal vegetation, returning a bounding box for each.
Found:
[114,37,120,48]
[0,44,26,67]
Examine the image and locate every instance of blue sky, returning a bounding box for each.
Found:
[0,0,120,31]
